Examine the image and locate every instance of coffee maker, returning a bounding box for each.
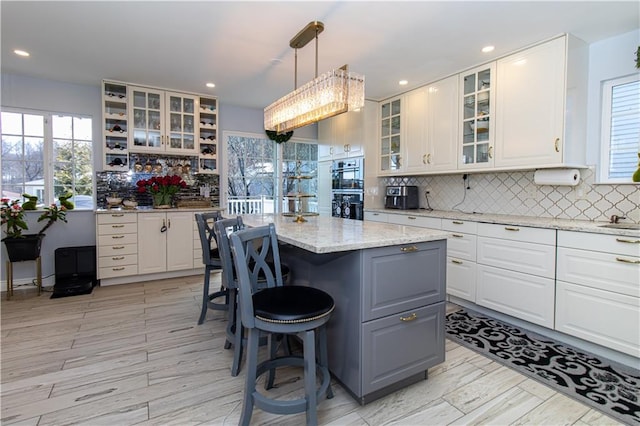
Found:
[385,186,419,209]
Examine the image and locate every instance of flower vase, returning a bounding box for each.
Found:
[153,194,172,209]
[2,234,45,262]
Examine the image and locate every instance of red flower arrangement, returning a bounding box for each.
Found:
[136,175,187,207]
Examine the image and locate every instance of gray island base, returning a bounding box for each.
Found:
[240,215,449,405]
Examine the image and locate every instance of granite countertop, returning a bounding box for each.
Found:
[95,206,225,214]
[240,214,449,254]
[365,208,640,237]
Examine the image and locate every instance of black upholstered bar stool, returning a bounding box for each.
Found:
[214,217,291,376]
[195,211,227,325]
[229,223,334,426]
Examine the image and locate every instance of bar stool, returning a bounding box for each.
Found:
[195,211,226,325]
[214,217,291,376]
[230,223,334,426]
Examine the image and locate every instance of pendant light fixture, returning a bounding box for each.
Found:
[264,21,365,133]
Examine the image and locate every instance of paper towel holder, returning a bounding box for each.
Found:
[533,168,581,186]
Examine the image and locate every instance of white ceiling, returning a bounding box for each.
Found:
[1,1,638,110]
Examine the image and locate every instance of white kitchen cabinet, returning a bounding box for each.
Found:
[129,86,198,155]
[198,96,218,173]
[459,64,495,170]
[96,212,138,279]
[404,88,428,173]
[476,223,556,328]
[387,213,441,230]
[495,35,588,169]
[378,96,403,174]
[102,81,130,171]
[556,230,640,357]
[137,211,195,274]
[318,101,374,161]
[364,211,388,223]
[443,219,478,302]
[317,160,333,216]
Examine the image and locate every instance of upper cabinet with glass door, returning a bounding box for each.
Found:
[102,81,129,170]
[379,97,402,174]
[129,86,198,155]
[459,64,495,169]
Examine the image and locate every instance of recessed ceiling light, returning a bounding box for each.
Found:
[14,49,30,57]
[206,83,215,88]
[481,45,495,53]
[399,80,408,86]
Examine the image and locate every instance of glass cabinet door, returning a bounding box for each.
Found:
[166,92,197,153]
[380,98,402,173]
[460,64,494,168]
[131,87,164,151]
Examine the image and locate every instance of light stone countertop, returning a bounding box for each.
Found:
[240,214,449,254]
[365,208,640,237]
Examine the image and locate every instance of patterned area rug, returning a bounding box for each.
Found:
[446,309,640,425]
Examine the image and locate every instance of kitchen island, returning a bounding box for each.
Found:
[241,214,449,404]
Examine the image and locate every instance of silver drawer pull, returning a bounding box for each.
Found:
[400,313,417,322]
[400,245,418,253]
[111,224,124,228]
[452,221,464,225]
[112,256,125,260]
[451,233,464,238]
[111,235,125,239]
[505,226,520,231]
[451,259,463,265]
[616,257,640,264]
[111,214,124,217]
[408,216,417,220]
[616,238,640,244]
[112,246,125,250]
[112,267,125,271]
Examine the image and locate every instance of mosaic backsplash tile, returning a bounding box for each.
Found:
[381,167,640,223]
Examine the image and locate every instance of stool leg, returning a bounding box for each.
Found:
[197,266,211,325]
[265,333,279,390]
[319,325,334,399]
[36,256,42,296]
[230,289,245,377]
[6,261,12,300]
[240,329,259,426]
[224,287,235,350]
[303,329,318,426]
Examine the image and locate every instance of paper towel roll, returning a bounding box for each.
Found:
[534,169,581,186]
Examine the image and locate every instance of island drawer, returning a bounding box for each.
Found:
[362,302,445,395]
[362,240,446,322]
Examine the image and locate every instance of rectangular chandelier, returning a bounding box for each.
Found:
[264,65,365,133]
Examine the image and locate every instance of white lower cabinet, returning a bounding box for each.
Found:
[97,212,138,279]
[555,230,640,357]
[476,223,556,328]
[364,211,388,223]
[443,219,478,302]
[387,213,441,229]
[138,212,194,274]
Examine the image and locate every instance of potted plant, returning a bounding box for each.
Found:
[136,175,187,208]
[1,198,69,262]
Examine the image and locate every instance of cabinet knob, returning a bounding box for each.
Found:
[452,221,464,225]
[427,153,431,164]
[451,259,463,264]
[111,235,125,239]
[111,224,124,228]
[554,138,560,153]
[400,245,418,253]
[111,214,124,217]
[616,257,640,264]
[616,238,640,244]
[399,313,417,322]
[112,256,125,260]
[488,146,493,159]
[504,226,520,231]
[112,246,125,250]
[112,267,125,271]
[451,233,464,238]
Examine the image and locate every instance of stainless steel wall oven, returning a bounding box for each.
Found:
[331,158,364,220]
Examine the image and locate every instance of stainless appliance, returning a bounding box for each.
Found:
[331,157,364,220]
[385,185,419,209]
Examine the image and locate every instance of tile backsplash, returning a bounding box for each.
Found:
[381,167,639,223]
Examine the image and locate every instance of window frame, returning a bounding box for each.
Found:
[599,74,640,184]
[1,107,95,209]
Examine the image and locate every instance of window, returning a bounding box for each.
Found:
[600,75,640,183]
[1,110,94,209]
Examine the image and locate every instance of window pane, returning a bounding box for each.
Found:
[608,79,640,179]
[2,135,23,158]
[73,117,92,140]
[1,112,23,134]
[52,115,73,139]
[24,114,44,137]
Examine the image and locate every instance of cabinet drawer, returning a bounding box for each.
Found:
[476,264,555,328]
[362,302,445,395]
[97,212,137,225]
[446,257,476,302]
[364,211,388,223]
[442,219,477,234]
[98,254,138,268]
[98,233,138,246]
[98,243,138,257]
[477,236,555,278]
[388,214,441,229]
[99,264,138,279]
[447,232,477,261]
[98,223,137,235]
[363,240,446,321]
[556,281,639,357]
[557,247,639,297]
[558,230,640,257]
[477,222,555,245]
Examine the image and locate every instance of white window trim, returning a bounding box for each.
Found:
[598,74,640,184]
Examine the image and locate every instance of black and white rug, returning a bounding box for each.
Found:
[446,309,640,425]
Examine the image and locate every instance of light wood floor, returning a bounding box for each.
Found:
[1,274,622,426]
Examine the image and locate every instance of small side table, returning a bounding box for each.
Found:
[5,257,42,300]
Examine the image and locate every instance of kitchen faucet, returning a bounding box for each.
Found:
[609,214,626,224]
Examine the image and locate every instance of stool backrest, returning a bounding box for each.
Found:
[195,211,223,266]
[229,223,284,329]
[213,216,244,289]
